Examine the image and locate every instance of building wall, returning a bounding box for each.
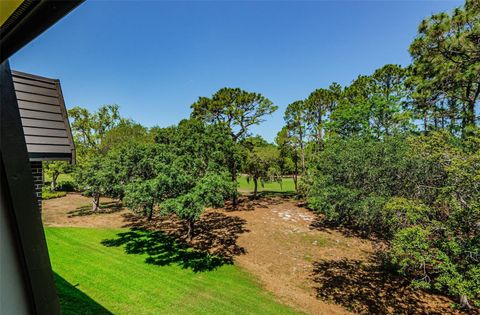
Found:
[0,175,32,315]
[30,161,42,211]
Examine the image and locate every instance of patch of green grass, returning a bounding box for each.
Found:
[299,233,331,247]
[237,175,296,193]
[44,173,74,183]
[46,227,300,315]
[42,189,67,200]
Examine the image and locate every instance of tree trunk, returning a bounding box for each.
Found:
[465,99,476,131]
[147,208,153,221]
[231,161,238,207]
[423,111,428,133]
[459,294,471,310]
[187,219,195,241]
[51,172,59,191]
[253,177,258,199]
[448,99,457,131]
[299,129,306,175]
[317,114,323,151]
[92,193,100,211]
[293,157,298,192]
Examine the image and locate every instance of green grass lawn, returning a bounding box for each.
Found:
[44,173,74,183]
[46,227,299,315]
[237,175,296,193]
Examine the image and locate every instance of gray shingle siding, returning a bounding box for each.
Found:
[12,70,75,163]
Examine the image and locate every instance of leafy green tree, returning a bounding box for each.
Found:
[112,142,183,220]
[68,104,123,159]
[74,155,118,211]
[101,120,151,153]
[161,173,234,240]
[409,0,480,133]
[43,161,72,191]
[191,88,277,205]
[284,100,308,174]
[116,119,234,221]
[69,105,128,208]
[305,83,342,149]
[328,65,412,138]
[276,126,299,191]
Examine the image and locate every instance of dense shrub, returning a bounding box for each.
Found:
[304,134,413,233]
[42,187,67,200]
[304,130,480,307]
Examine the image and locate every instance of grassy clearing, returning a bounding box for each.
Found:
[44,173,74,183]
[46,227,300,315]
[237,175,296,193]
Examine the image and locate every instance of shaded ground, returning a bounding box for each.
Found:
[311,258,463,315]
[43,193,467,314]
[42,193,127,228]
[54,272,112,315]
[122,211,248,264]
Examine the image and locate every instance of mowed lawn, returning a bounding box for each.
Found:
[237,175,296,193]
[46,227,299,315]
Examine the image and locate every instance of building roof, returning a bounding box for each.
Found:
[12,70,75,163]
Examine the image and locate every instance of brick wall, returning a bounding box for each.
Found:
[30,161,42,212]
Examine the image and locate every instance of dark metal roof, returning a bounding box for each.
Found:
[12,70,75,163]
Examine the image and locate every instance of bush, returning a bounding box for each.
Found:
[42,187,67,200]
[304,130,480,307]
[56,180,76,192]
[304,134,412,233]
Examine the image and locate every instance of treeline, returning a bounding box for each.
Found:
[276,1,478,309]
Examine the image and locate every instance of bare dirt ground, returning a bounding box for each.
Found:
[43,193,468,315]
[42,193,127,228]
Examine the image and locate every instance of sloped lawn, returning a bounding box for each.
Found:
[46,227,299,315]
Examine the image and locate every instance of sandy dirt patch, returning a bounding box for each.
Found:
[42,193,128,228]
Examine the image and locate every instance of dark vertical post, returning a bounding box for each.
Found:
[0,60,60,314]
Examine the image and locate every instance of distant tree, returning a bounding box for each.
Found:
[328,65,412,138]
[305,83,342,149]
[241,137,281,198]
[276,126,299,191]
[43,161,72,191]
[68,104,123,159]
[101,120,151,153]
[409,0,480,134]
[191,88,277,205]
[284,100,308,174]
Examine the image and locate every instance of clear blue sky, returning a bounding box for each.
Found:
[11,0,463,142]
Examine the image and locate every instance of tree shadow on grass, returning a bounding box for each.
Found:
[114,210,249,272]
[54,272,112,315]
[67,201,123,218]
[102,228,227,272]
[311,258,460,315]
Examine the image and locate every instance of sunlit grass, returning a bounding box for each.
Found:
[46,227,300,315]
[237,175,296,193]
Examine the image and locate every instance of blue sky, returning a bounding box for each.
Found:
[11,0,463,142]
